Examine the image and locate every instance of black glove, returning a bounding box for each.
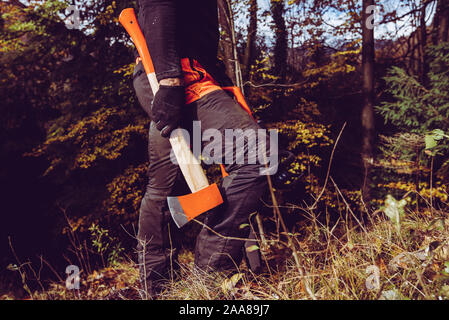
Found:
[151,85,185,138]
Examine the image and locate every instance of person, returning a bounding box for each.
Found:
[132,0,273,298]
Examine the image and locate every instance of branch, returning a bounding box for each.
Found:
[243,80,307,89]
[377,0,436,26]
[7,0,27,8]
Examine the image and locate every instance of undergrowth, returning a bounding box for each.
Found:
[3,192,449,300]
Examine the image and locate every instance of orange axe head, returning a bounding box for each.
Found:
[168,183,224,228]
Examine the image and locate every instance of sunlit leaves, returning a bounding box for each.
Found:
[105,163,148,219]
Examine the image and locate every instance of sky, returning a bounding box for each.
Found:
[235,0,436,48]
[17,0,437,49]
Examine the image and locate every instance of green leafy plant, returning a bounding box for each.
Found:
[425,129,449,156]
[88,224,124,267]
[376,43,449,195]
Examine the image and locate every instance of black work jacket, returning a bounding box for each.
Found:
[137,0,232,86]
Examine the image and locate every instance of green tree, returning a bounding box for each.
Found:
[377,43,449,189]
[0,0,147,267]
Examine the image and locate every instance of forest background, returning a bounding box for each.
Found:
[1,0,449,300]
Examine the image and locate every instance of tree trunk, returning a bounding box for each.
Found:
[432,0,441,45]
[361,0,376,202]
[270,0,287,117]
[270,0,287,83]
[218,0,243,90]
[437,0,449,43]
[243,0,258,80]
[419,1,429,87]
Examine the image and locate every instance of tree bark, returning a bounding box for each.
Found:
[361,0,376,202]
[218,0,243,90]
[270,0,287,83]
[243,0,258,80]
[432,0,441,45]
[419,1,429,87]
[270,0,288,117]
[437,0,449,43]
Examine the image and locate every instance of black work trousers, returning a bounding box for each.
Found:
[133,62,269,295]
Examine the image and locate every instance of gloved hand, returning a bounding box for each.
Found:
[151,85,185,138]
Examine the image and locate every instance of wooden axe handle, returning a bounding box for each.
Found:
[119,8,209,193]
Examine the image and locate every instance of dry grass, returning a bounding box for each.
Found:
[5,200,448,300]
[159,208,449,300]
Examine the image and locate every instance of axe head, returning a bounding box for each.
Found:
[168,183,223,228]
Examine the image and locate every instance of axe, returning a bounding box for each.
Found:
[119,8,223,228]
